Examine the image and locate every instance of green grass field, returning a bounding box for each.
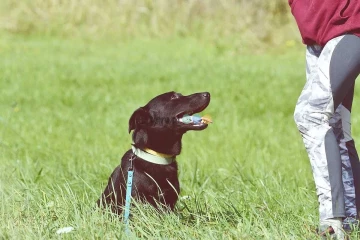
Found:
[1,34,360,239]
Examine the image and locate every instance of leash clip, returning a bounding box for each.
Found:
[128,154,136,171]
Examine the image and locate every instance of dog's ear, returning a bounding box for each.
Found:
[128,107,152,133]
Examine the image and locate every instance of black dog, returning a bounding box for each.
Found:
[97,91,211,214]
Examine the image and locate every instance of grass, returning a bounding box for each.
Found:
[0,0,299,51]
[1,33,360,239]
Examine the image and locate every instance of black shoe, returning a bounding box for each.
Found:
[317,226,347,240]
[318,226,335,238]
[343,217,359,233]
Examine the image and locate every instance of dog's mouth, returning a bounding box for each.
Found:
[176,105,212,130]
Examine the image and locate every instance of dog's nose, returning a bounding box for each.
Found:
[202,92,210,98]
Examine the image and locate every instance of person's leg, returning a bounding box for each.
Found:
[338,85,360,231]
[330,87,360,231]
[294,34,360,238]
[329,34,360,226]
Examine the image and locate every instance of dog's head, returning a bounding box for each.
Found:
[128,91,211,155]
[129,91,211,133]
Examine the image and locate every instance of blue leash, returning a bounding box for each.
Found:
[124,154,135,234]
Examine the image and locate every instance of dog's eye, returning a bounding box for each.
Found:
[171,94,179,100]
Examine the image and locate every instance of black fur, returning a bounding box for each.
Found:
[97,91,211,214]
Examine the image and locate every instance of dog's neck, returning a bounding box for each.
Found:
[132,129,183,156]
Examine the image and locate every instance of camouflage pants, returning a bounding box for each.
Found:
[294,35,360,220]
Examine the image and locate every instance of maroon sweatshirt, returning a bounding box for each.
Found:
[289,0,360,46]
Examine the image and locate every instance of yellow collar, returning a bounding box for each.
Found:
[143,148,174,158]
